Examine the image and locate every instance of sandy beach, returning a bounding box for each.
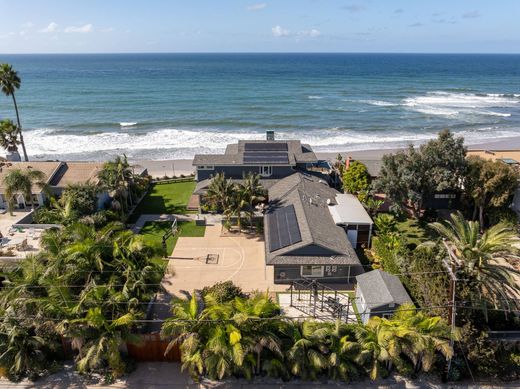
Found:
[134,135,520,178]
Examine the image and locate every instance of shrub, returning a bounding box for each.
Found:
[201,281,245,303]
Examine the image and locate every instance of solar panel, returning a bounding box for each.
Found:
[244,142,288,152]
[243,151,289,164]
[268,205,302,251]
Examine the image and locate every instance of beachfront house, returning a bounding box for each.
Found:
[0,161,112,210]
[355,269,413,324]
[264,173,371,284]
[192,132,319,195]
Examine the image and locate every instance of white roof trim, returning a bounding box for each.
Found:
[328,193,373,225]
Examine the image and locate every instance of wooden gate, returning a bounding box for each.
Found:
[127,333,181,362]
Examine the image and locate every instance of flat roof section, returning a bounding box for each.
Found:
[328,193,373,225]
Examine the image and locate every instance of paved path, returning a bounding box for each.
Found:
[131,214,196,234]
[2,362,518,388]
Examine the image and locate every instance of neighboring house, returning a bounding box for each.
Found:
[355,269,413,324]
[264,173,369,284]
[0,161,109,210]
[0,162,62,209]
[192,132,318,194]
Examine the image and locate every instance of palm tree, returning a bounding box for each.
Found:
[428,212,520,312]
[98,155,136,218]
[2,168,46,215]
[239,173,265,230]
[0,64,28,161]
[354,316,404,380]
[392,304,453,373]
[205,173,234,213]
[0,119,21,160]
[286,321,330,380]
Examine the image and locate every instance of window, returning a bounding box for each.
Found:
[259,166,272,177]
[434,193,456,199]
[301,265,324,277]
[198,165,214,170]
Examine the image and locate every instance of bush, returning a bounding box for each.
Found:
[201,281,245,303]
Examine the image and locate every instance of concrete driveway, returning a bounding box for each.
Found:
[162,223,288,297]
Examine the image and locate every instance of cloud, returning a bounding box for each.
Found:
[247,3,266,11]
[409,22,423,28]
[0,32,15,39]
[343,4,365,13]
[394,8,404,14]
[462,10,481,19]
[298,29,320,38]
[271,26,320,39]
[272,25,290,37]
[39,22,58,33]
[64,24,93,33]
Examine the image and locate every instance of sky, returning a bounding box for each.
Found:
[0,0,519,54]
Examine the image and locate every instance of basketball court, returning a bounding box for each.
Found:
[162,223,288,297]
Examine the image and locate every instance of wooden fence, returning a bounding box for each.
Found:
[127,333,181,362]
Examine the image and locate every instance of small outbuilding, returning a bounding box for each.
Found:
[355,269,413,324]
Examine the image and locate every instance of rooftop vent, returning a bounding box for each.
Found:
[266,130,275,141]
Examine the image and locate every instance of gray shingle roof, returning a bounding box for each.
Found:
[265,173,360,266]
[356,270,413,310]
[355,159,383,178]
[193,139,318,166]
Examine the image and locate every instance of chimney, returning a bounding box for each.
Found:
[266,130,275,141]
[345,156,352,170]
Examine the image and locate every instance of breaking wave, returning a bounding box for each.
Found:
[402,91,518,118]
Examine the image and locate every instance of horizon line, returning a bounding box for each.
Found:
[1,51,520,56]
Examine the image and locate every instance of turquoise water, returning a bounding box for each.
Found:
[0,53,519,160]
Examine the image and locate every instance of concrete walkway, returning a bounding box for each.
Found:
[2,362,518,388]
[131,214,196,234]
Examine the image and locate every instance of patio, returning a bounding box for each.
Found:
[0,211,43,261]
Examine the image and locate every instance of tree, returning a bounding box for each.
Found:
[342,161,370,198]
[61,182,100,218]
[205,173,234,213]
[428,212,520,314]
[2,168,46,215]
[0,119,21,156]
[0,64,28,161]
[375,130,467,217]
[239,172,266,229]
[465,156,519,227]
[98,155,137,218]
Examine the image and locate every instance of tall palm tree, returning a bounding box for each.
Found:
[0,119,21,160]
[98,155,135,218]
[0,64,28,161]
[239,173,265,230]
[428,211,520,312]
[2,168,46,215]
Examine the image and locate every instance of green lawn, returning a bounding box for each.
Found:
[394,217,436,246]
[140,220,206,255]
[129,181,196,222]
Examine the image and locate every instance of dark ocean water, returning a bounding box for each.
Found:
[0,53,519,160]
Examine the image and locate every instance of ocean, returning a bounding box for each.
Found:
[0,53,519,161]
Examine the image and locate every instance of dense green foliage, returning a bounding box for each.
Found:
[98,155,149,220]
[375,130,467,216]
[464,156,520,227]
[0,119,20,153]
[161,292,453,382]
[0,223,163,381]
[342,161,370,197]
[205,172,265,231]
[201,281,245,303]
